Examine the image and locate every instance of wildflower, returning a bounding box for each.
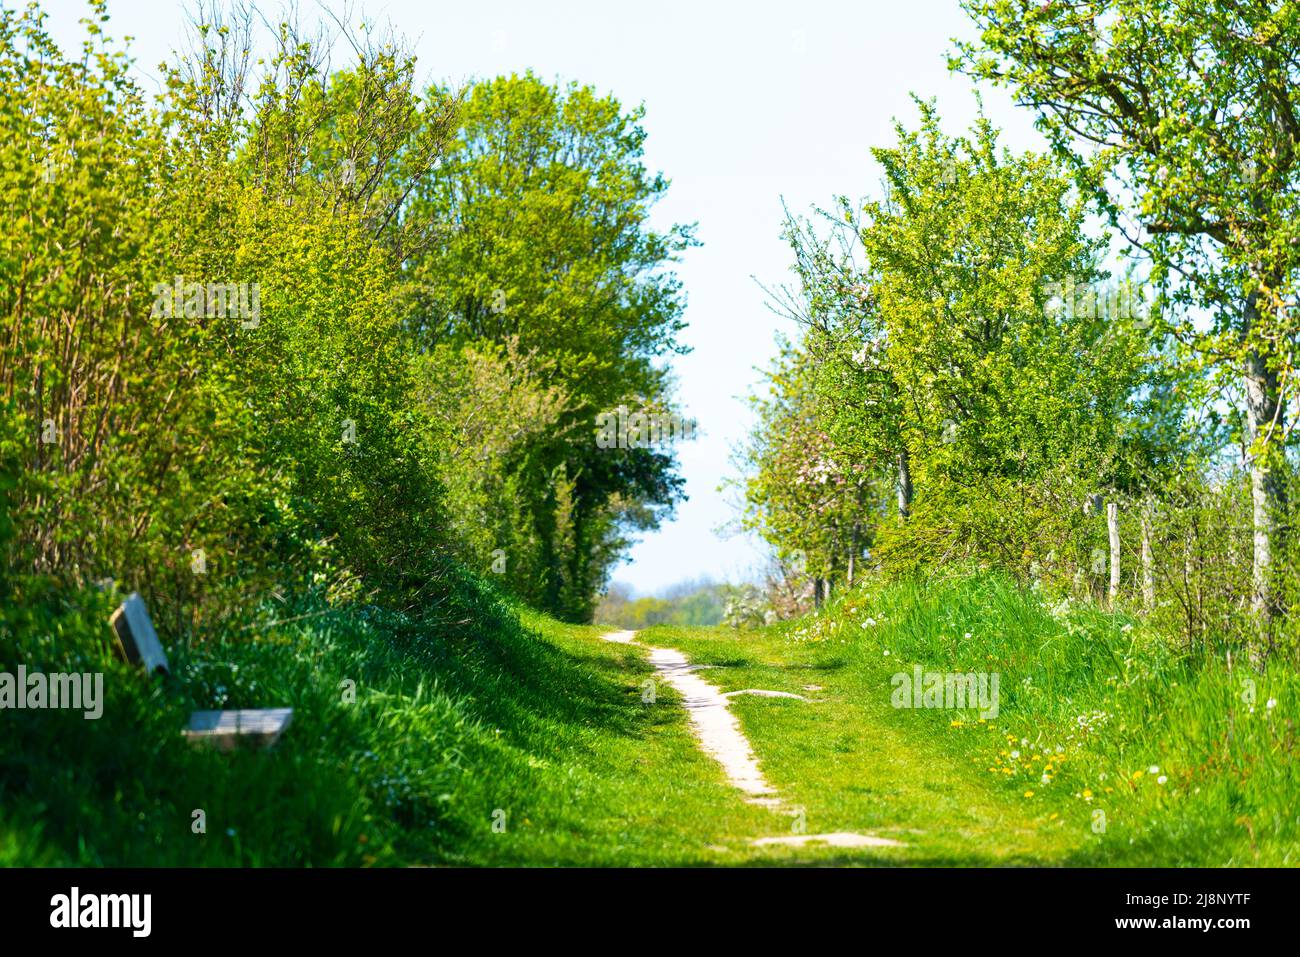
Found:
[1266,698,1277,710]
[1148,765,1159,775]
[1040,774,1051,785]
[1010,750,1020,759]
[1157,775,1167,785]
[882,649,890,656]
[1023,790,1034,798]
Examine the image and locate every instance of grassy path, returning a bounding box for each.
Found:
[481,613,1088,865]
[639,624,1085,865]
[472,575,1298,866]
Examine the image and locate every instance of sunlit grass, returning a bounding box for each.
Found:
[651,571,1300,865]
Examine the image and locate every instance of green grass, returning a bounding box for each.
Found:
[3,569,1295,865]
[0,573,779,865]
[648,571,1300,865]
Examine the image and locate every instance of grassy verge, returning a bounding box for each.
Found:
[648,571,1300,866]
[0,572,782,866]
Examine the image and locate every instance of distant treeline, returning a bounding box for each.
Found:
[595,579,730,629]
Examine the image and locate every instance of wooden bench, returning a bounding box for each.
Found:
[110,592,293,750]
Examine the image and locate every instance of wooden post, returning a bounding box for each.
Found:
[1107,501,1121,605]
[1140,498,1155,613]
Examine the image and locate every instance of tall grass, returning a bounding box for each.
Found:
[788,571,1300,865]
[0,567,620,866]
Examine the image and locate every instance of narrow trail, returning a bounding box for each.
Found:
[602,629,904,850]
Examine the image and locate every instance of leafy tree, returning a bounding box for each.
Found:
[399,73,695,619]
[743,104,1164,589]
[958,0,1300,649]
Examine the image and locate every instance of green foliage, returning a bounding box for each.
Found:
[744,104,1175,607]
[957,0,1300,644]
[1,4,690,628]
[0,1,701,864]
[398,71,695,620]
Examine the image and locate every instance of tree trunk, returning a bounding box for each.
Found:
[1241,286,1287,659]
[1107,501,1121,606]
[812,577,825,610]
[897,448,913,520]
[1140,498,1155,614]
[847,524,858,586]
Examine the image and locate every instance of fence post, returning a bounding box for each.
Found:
[1107,501,1121,606]
[1140,498,1155,613]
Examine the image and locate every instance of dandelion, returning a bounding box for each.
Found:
[1157,775,1167,785]
[1266,698,1277,710]
[1148,765,1159,774]
[1010,750,1020,759]
[1040,774,1051,785]
[1023,790,1034,798]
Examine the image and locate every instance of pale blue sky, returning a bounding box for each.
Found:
[40,0,1044,594]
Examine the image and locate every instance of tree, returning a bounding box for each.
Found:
[739,334,888,598]
[745,103,1161,588]
[958,0,1300,651]
[398,72,695,620]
